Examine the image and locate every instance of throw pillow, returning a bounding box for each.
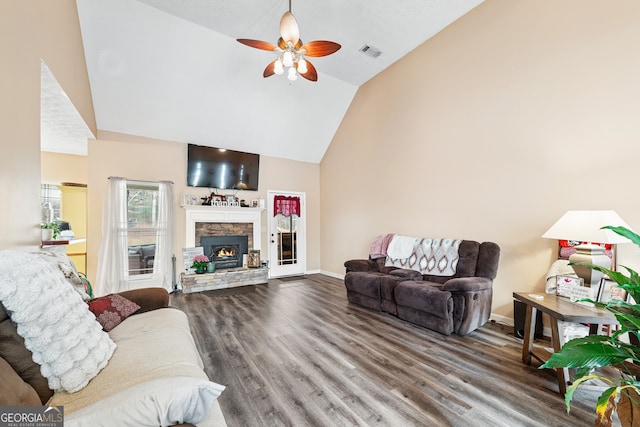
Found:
[0,250,116,393]
[88,294,141,332]
[63,376,225,427]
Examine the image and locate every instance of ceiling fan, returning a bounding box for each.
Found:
[237,0,341,82]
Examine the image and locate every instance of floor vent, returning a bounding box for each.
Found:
[359,44,382,58]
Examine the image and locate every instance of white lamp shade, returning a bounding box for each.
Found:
[297,58,307,74]
[282,51,294,67]
[542,210,632,244]
[274,59,284,75]
[287,67,297,81]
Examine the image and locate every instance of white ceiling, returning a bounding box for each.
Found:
[43,0,483,163]
[41,61,95,156]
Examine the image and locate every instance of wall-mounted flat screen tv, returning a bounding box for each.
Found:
[187,144,259,191]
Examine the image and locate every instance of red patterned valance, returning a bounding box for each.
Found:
[274,195,301,217]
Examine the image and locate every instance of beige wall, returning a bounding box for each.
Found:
[87,131,320,284]
[0,1,95,249]
[41,152,88,185]
[320,0,640,320]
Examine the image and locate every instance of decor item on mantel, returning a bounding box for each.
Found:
[248,250,261,268]
[542,210,632,287]
[237,0,341,82]
[191,255,209,274]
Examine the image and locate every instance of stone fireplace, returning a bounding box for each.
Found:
[200,235,248,270]
[184,205,263,264]
[182,205,267,293]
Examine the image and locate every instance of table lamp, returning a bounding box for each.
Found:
[542,210,631,287]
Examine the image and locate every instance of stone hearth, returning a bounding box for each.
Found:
[181,267,268,293]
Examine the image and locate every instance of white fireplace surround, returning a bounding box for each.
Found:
[183,205,264,250]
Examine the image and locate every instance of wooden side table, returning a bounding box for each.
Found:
[512,291,618,395]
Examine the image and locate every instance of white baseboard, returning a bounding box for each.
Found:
[319,270,344,280]
[490,313,513,326]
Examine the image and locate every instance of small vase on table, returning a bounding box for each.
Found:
[206,262,216,273]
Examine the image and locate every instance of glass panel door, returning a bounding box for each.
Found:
[268,191,306,277]
[276,214,298,266]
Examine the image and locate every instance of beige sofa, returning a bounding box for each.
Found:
[0,250,226,426]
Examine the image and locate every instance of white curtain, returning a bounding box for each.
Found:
[96,177,128,296]
[96,178,174,296]
[153,181,174,291]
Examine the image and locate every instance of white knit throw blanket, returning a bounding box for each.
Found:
[386,238,462,276]
[0,250,116,392]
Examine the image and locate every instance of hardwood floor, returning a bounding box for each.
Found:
[170,274,612,427]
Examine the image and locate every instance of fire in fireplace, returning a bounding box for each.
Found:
[200,235,249,270]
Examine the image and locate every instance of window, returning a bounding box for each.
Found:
[41,184,61,224]
[126,183,159,276]
[96,178,174,295]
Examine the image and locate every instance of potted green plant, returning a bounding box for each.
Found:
[41,221,60,241]
[191,254,210,274]
[541,226,640,426]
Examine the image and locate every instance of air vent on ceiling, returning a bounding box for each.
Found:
[359,44,382,58]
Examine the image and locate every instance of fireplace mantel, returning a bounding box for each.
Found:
[183,205,264,250]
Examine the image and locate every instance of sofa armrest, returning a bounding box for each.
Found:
[442,277,493,292]
[117,288,169,314]
[344,259,378,273]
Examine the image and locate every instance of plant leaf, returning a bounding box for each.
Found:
[564,374,614,411]
[596,388,618,427]
[602,225,640,246]
[541,339,633,369]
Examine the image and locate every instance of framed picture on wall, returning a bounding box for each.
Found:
[598,278,627,303]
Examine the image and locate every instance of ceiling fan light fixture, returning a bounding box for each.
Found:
[237,0,340,82]
[287,67,298,81]
[282,50,294,67]
[297,58,308,74]
[274,59,284,75]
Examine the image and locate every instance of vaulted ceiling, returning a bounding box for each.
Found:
[45,0,483,163]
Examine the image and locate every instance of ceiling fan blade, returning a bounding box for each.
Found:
[263,60,277,78]
[299,60,318,82]
[280,11,300,45]
[301,41,341,57]
[237,39,278,51]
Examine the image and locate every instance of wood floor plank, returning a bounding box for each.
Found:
[171,274,615,427]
